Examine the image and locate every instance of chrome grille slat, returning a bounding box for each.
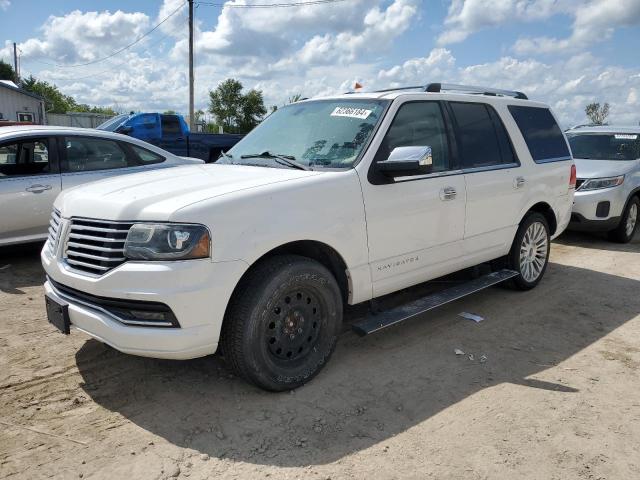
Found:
[66,250,126,262]
[47,209,61,254]
[70,225,130,234]
[68,233,127,243]
[66,258,113,271]
[63,217,133,275]
[66,241,124,253]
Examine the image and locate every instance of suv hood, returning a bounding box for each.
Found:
[574,158,639,179]
[55,164,321,221]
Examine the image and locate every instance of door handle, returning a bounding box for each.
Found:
[514,176,526,189]
[440,186,457,201]
[25,184,52,193]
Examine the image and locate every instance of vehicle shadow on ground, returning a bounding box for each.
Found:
[555,230,640,252]
[0,242,46,294]
[75,262,640,467]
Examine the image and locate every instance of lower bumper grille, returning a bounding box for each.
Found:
[48,277,180,328]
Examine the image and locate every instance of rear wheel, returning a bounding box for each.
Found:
[507,212,550,290]
[221,255,342,391]
[608,196,639,243]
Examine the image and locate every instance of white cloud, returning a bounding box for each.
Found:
[438,0,571,45]
[2,10,151,65]
[0,1,10,11]
[513,0,640,55]
[374,49,640,127]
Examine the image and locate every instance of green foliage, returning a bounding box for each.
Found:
[208,78,267,134]
[288,93,303,104]
[0,59,17,82]
[163,109,177,114]
[585,102,610,125]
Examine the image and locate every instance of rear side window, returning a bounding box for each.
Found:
[130,145,165,165]
[508,106,570,163]
[450,102,516,169]
[161,115,182,135]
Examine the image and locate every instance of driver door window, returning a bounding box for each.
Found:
[375,101,450,173]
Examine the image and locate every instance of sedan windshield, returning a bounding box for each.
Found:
[568,133,640,161]
[97,114,130,132]
[222,99,389,169]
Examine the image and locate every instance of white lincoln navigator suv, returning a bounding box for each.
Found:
[42,83,575,391]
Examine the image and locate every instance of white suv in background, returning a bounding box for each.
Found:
[566,126,640,242]
[41,83,575,391]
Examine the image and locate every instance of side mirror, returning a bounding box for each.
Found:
[377,146,433,177]
[117,125,133,135]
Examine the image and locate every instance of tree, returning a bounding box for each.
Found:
[20,75,116,115]
[163,109,177,114]
[288,93,303,104]
[585,102,610,125]
[208,79,266,133]
[21,75,76,113]
[0,59,17,83]
[238,89,267,133]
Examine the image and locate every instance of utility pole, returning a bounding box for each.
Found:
[188,0,195,131]
[13,42,18,79]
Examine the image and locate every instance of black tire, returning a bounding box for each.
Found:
[608,196,639,243]
[220,255,343,391]
[506,212,551,291]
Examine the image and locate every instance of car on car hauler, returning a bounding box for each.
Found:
[41,83,575,391]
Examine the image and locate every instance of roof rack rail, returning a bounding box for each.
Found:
[426,83,528,100]
[372,82,528,100]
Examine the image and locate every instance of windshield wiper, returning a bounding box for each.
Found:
[240,151,311,171]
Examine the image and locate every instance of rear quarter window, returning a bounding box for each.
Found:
[508,106,570,163]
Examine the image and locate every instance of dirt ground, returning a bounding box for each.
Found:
[1,231,639,480]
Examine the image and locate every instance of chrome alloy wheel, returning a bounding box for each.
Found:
[626,203,638,237]
[519,221,548,283]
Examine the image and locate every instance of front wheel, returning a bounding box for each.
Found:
[507,213,551,290]
[221,255,343,391]
[608,196,639,243]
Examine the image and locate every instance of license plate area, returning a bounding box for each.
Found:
[45,294,70,334]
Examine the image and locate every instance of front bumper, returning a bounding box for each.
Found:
[569,185,626,232]
[41,245,248,360]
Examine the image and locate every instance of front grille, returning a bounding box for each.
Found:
[47,209,61,254]
[575,178,585,190]
[64,218,134,275]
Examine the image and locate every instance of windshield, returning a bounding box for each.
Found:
[568,133,640,161]
[97,114,130,131]
[222,99,389,169]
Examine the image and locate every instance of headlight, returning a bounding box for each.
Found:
[124,223,210,261]
[579,175,624,191]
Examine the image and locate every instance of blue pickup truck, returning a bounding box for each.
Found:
[97,113,243,163]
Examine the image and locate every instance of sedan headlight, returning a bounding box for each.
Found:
[579,175,624,191]
[124,223,210,261]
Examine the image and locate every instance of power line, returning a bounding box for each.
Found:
[195,0,349,7]
[28,1,187,68]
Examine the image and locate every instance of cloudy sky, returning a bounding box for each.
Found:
[1,0,639,127]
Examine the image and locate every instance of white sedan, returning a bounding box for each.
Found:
[0,125,203,246]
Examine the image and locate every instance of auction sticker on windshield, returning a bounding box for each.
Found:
[615,134,638,140]
[331,107,372,119]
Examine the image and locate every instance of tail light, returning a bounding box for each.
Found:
[569,164,577,189]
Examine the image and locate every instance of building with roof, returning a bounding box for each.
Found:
[0,80,46,124]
